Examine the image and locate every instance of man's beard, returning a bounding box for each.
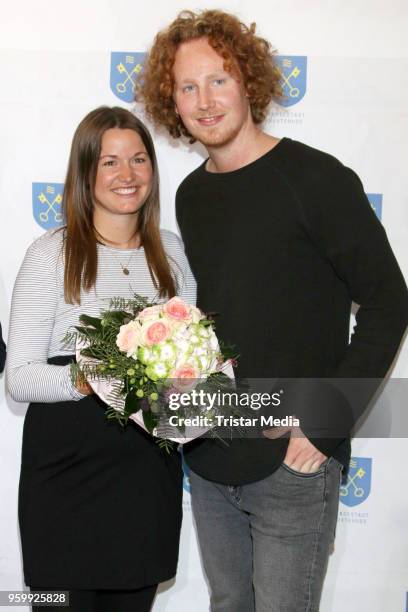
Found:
[189,118,242,149]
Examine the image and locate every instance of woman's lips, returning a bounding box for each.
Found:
[112,186,139,195]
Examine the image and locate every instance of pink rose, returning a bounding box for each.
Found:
[171,363,199,392]
[163,297,192,322]
[142,320,171,346]
[116,321,141,356]
[137,305,163,321]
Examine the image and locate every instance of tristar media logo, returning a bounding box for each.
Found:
[32,183,64,230]
[366,193,383,221]
[275,55,307,107]
[110,52,146,103]
[340,457,372,507]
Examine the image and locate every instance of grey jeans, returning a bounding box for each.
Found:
[189,457,342,612]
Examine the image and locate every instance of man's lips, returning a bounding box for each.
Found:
[196,114,224,126]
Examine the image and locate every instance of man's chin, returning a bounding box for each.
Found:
[191,127,238,149]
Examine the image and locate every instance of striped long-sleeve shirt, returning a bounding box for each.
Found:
[7,228,196,403]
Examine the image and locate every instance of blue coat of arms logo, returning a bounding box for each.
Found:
[275,55,307,107]
[340,457,372,507]
[110,52,146,103]
[366,193,383,221]
[181,452,191,494]
[32,183,64,230]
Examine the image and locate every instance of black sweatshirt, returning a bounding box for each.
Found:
[176,138,408,485]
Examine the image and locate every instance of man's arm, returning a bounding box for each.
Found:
[267,162,408,465]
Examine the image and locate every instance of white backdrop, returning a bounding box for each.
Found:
[0,1,407,610]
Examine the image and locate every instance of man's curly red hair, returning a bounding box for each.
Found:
[137,10,282,142]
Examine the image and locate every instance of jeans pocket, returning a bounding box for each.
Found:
[281,457,331,479]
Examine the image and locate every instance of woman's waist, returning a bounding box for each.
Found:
[47,354,76,367]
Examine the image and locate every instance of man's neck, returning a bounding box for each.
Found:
[206,127,280,174]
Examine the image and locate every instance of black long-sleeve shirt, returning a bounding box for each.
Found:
[176,138,408,485]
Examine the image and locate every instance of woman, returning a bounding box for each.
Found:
[7,107,196,611]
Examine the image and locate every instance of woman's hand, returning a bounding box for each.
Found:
[75,374,94,396]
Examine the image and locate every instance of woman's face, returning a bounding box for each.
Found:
[93,127,153,220]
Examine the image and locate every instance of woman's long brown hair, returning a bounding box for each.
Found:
[62,106,176,303]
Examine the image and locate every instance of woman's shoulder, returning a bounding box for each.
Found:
[26,228,65,257]
[22,229,65,272]
[160,228,185,255]
[160,230,196,302]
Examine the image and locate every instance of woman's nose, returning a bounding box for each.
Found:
[118,162,134,182]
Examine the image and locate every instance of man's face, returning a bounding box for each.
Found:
[173,37,251,148]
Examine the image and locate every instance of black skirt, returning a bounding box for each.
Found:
[18,356,183,589]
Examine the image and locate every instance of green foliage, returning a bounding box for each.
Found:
[142,409,158,434]
[78,314,103,330]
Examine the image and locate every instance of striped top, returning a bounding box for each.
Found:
[7,228,197,403]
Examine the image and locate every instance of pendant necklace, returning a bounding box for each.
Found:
[112,250,135,276]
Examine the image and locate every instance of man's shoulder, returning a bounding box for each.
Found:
[270,138,364,202]
[175,138,357,202]
[176,161,207,199]
[275,138,345,178]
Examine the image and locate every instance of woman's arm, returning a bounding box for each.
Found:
[6,238,86,403]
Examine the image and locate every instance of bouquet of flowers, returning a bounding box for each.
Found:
[67,295,236,450]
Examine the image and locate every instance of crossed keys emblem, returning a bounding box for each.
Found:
[110,52,146,102]
[116,55,142,94]
[279,58,302,99]
[37,185,63,223]
[340,459,366,499]
[274,55,307,107]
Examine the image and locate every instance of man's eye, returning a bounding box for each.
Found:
[213,78,226,86]
[183,85,195,93]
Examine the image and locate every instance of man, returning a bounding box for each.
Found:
[139,10,408,611]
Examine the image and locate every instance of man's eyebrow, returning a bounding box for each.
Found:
[178,71,228,83]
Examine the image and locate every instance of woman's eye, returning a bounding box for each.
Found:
[102,160,116,167]
[132,157,146,164]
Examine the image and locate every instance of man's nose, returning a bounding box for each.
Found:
[198,85,215,111]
